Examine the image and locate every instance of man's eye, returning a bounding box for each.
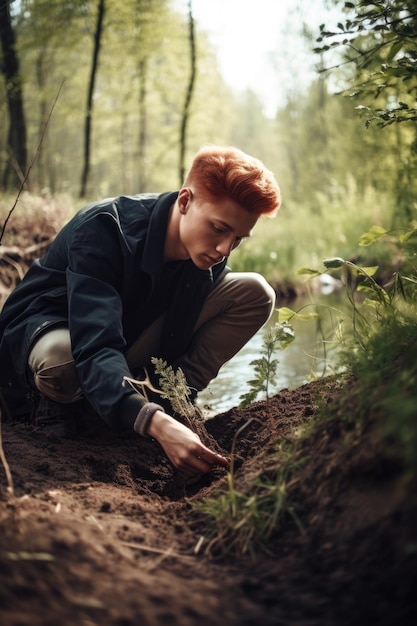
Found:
[212,224,226,234]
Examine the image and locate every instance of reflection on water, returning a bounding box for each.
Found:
[198,293,348,415]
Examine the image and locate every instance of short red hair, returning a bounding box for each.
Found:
[183,145,281,217]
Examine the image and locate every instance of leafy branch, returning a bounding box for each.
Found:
[298,223,417,345]
[314,0,417,127]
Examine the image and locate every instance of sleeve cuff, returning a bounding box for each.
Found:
[133,402,164,437]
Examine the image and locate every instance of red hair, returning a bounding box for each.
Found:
[183,145,281,217]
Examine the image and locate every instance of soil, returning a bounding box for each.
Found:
[1,220,416,626]
[1,376,416,626]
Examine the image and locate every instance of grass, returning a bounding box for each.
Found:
[195,222,417,557]
[194,440,305,557]
[230,182,394,285]
[345,303,417,471]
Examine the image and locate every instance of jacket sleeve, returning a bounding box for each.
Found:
[66,208,146,430]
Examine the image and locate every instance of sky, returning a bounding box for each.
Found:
[176,0,340,116]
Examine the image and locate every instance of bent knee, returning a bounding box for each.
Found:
[28,328,82,403]
[232,272,276,309]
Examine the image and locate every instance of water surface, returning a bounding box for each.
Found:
[198,293,347,415]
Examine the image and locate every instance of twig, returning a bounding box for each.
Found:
[0,80,65,246]
[0,237,55,261]
[193,535,205,554]
[85,514,104,531]
[123,370,162,402]
[121,541,195,560]
[0,406,14,497]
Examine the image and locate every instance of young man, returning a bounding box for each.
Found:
[0,145,281,480]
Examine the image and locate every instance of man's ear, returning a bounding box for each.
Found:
[178,187,192,215]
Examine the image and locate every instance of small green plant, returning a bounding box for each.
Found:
[150,357,200,424]
[298,223,417,347]
[239,322,295,422]
[194,443,304,557]
[123,357,199,429]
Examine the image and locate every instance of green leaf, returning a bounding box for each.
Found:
[362,298,379,310]
[387,40,403,62]
[399,229,417,244]
[347,264,378,278]
[296,267,322,277]
[323,257,345,269]
[277,307,318,323]
[294,311,319,321]
[357,284,377,294]
[357,265,379,277]
[277,307,296,322]
[359,225,387,246]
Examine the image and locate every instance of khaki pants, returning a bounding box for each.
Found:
[28,272,276,403]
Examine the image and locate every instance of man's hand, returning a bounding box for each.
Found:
[147,410,229,479]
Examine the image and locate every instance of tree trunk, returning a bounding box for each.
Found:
[137,58,148,191]
[179,0,196,185]
[0,2,28,191]
[35,47,48,190]
[79,0,106,198]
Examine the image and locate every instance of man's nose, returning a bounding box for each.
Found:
[216,236,235,257]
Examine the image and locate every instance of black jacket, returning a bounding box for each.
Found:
[0,192,227,429]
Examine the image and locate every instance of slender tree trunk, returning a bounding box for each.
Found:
[179,0,196,185]
[0,2,28,191]
[137,58,148,191]
[79,0,106,198]
[35,47,48,190]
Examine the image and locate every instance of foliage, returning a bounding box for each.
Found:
[239,322,295,410]
[197,223,417,557]
[299,223,417,342]
[123,357,199,428]
[150,357,199,423]
[347,304,417,470]
[194,442,304,557]
[315,0,417,127]
[1,0,414,263]
[300,222,417,469]
[0,0,247,196]
[230,172,396,285]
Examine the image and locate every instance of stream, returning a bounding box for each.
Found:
[198,290,347,415]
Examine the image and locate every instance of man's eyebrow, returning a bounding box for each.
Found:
[214,219,253,238]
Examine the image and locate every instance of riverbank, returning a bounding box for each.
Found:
[1,372,416,625]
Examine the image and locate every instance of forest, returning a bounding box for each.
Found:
[1,1,417,625]
[1,0,416,280]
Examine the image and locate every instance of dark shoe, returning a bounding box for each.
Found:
[33,395,78,438]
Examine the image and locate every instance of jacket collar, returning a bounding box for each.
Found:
[141,191,178,274]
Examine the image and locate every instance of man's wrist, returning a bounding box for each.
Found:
[146,409,171,439]
[133,402,164,437]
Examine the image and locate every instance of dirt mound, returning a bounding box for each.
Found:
[1,376,416,626]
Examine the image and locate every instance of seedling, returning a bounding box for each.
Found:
[239,321,295,429]
[123,357,200,430]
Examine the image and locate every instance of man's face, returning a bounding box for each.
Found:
[178,188,260,270]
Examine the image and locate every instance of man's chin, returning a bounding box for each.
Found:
[195,255,222,270]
